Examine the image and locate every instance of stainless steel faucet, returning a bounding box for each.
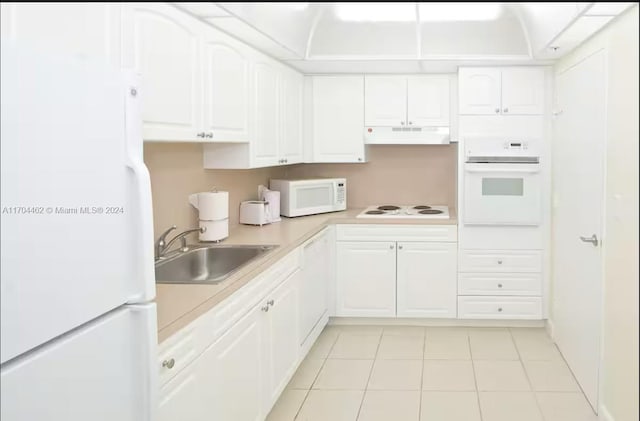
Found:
[155,226,205,261]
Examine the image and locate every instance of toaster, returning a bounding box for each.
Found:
[239,201,270,226]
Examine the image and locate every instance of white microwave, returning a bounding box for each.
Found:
[269,178,347,217]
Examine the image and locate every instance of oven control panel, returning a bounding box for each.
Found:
[503,141,528,150]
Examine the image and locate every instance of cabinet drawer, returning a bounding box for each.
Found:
[457,296,542,320]
[458,272,541,296]
[158,324,198,386]
[459,249,541,272]
[337,224,457,242]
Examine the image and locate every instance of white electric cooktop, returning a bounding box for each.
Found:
[356,205,450,219]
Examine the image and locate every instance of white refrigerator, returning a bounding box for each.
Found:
[0,41,157,420]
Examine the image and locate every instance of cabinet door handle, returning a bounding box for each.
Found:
[497,307,503,312]
[408,121,413,125]
[495,108,500,114]
[197,132,205,138]
[389,245,394,250]
[503,108,509,113]
[398,245,403,250]
[284,159,288,163]
[400,121,405,125]
[497,260,503,265]
[261,305,270,312]
[579,234,598,246]
[357,157,362,162]
[162,358,175,369]
[205,132,213,138]
[497,283,503,288]
[267,299,274,306]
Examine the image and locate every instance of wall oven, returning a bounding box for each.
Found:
[463,138,542,226]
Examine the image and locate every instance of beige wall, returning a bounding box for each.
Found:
[287,144,458,208]
[144,143,288,237]
[145,143,458,239]
[555,6,639,421]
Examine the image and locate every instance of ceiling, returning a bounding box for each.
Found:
[173,2,637,73]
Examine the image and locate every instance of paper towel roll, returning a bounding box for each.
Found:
[189,191,228,221]
[199,219,229,242]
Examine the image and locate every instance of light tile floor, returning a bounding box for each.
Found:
[267,325,598,421]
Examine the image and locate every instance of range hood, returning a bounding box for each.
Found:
[364,126,450,145]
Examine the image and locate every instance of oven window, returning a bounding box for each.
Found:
[296,185,333,208]
[482,178,524,196]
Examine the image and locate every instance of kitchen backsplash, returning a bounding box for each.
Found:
[144,143,288,238]
[144,143,457,237]
[286,144,458,208]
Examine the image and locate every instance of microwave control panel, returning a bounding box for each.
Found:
[336,183,346,204]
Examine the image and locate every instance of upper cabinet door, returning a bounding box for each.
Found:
[253,60,280,167]
[122,3,202,141]
[201,27,251,142]
[0,3,121,66]
[312,76,366,163]
[364,76,407,126]
[458,68,501,115]
[407,76,450,126]
[280,69,304,164]
[501,68,544,115]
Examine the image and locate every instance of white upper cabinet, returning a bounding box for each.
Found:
[0,3,121,66]
[500,68,545,115]
[407,76,450,126]
[365,75,450,127]
[311,76,366,163]
[201,27,251,142]
[122,3,202,141]
[253,60,280,167]
[364,76,407,126]
[280,68,304,165]
[459,67,544,115]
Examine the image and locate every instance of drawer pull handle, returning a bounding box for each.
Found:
[267,299,275,306]
[498,283,503,288]
[498,307,503,312]
[497,260,503,265]
[262,305,270,312]
[162,358,175,369]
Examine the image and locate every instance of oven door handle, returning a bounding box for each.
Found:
[464,167,540,174]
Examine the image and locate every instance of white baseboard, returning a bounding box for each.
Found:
[545,318,555,340]
[328,317,546,328]
[598,405,614,421]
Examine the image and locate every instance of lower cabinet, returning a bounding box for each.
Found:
[263,270,301,411]
[396,242,457,318]
[299,229,330,344]
[336,241,397,317]
[200,304,265,421]
[336,238,457,318]
[158,263,302,421]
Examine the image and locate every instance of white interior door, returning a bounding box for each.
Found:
[552,50,606,410]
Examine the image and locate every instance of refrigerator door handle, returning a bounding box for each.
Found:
[124,72,155,303]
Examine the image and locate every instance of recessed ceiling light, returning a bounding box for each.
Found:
[419,3,502,21]
[335,3,416,22]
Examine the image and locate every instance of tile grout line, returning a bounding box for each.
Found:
[468,329,485,421]
[508,327,546,421]
[293,328,341,421]
[419,326,427,420]
[354,327,384,421]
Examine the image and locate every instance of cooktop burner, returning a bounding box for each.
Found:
[377,205,400,211]
[419,209,443,215]
[357,205,450,219]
